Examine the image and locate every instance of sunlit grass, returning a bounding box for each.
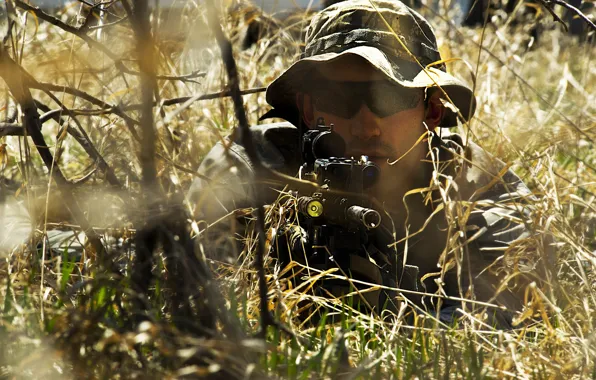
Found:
[0,1,595,378]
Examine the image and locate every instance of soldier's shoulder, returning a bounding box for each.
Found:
[245,122,299,147]
[438,129,531,202]
[199,121,298,170]
[250,122,300,169]
[187,122,299,218]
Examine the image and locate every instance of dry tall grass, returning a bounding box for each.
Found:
[0,0,594,378]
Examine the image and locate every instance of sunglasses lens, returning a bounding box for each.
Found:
[309,81,422,118]
[367,84,423,118]
[311,85,359,118]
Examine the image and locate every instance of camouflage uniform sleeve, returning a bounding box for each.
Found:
[187,123,300,263]
[446,138,554,327]
[187,141,256,221]
[188,123,299,221]
[186,140,258,263]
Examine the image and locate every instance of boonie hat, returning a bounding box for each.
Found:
[266,0,476,127]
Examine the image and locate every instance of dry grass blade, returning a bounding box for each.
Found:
[0,0,594,378]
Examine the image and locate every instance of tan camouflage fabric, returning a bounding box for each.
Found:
[266,0,476,127]
[188,123,553,328]
[187,0,552,327]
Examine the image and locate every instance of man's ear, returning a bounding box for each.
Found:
[296,93,314,128]
[424,90,445,128]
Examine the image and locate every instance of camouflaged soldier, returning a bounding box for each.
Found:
[189,0,552,328]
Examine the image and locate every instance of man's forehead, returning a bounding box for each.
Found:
[314,55,387,82]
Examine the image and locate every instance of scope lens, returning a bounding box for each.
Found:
[312,131,346,159]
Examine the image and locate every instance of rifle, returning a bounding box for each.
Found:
[275,121,400,314]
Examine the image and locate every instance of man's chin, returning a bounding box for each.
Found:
[367,186,398,208]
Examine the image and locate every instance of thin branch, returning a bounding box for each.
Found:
[77,0,122,14]
[32,83,265,137]
[36,101,123,189]
[535,0,569,32]
[30,86,266,120]
[206,0,286,340]
[3,0,17,46]
[31,81,141,140]
[0,48,111,269]
[539,0,596,32]
[77,0,127,31]
[161,86,266,105]
[61,63,205,83]
[14,0,122,62]
[60,63,206,80]
[87,15,129,31]
[151,69,206,82]
[72,167,97,185]
[0,123,23,136]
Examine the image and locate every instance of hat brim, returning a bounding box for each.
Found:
[266,46,476,127]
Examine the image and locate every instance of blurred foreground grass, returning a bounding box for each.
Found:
[0,1,595,378]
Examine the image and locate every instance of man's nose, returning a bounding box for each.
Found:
[350,104,381,139]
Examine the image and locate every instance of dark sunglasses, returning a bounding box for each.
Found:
[308,80,423,119]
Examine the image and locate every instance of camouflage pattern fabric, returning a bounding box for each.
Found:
[188,123,553,328]
[187,0,552,328]
[305,0,441,68]
[266,0,476,127]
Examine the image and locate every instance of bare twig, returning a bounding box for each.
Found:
[537,0,596,32]
[72,168,98,185]
[3,0,17,46]
[87,16,129,31]
[60,64,206,83]
[32,82,264,136]
[26,75,264,127]
[536,0,570,32]
[49,86,267,115]
[161,86,266,105]
[77,0,124,18]
[30,81,141,140]
[14,0,122,62]
[121,0,160,323]
[36,101,123,189]
[206,0,288,340]
[0,123,23,136]
[0,48,111,269]
[150,70,206,84]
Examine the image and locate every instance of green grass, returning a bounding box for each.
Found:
[0,1,595,378]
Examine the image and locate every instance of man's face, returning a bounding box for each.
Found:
[299,55,442,209]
